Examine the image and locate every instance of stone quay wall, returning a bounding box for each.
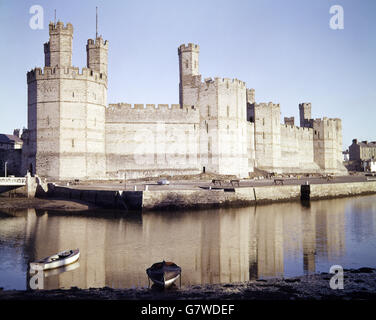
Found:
[43,182,376,211]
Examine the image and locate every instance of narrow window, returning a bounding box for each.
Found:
[227,105,229,117]
[206,122,209,133]
[72,92,74,98]
[207,105,210,117]
[72,139,75,148]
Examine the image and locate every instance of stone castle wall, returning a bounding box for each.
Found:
[251,102,282,172]
[279,124,320,173]
[23,24,347,180]
[179,43,253,177]
[216,78,250,176]
[105,103,201,179]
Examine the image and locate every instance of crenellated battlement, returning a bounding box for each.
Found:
[201,77,246,88]
[313,117,342,128]
[178,43,200,54]
[87,37,109,49]
[106,103,199,124]
[215,77,246,87]
[27,66,107,84]
[254,102,280,108]
[281,123,314,139]
[107,103,197,111]
[313,117,341,123]
[49,21,73,34]
[246,88,255,104]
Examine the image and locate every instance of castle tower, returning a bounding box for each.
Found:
[246,88,256,122]
[26,21,108,180]
[44,21,73,67]
[313,118,346,174]
[252,102,281,172]
[86,37,108,76]
[177,44,251,177]
[299,103,312,128]
[246,88,255,105]
[178,43,201,106]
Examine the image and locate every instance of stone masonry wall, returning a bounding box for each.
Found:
[179,43,252,178]
[252,102,281,172]
[27,66,107,180]
[280,124,320,173]
[105,104,201,179]
[313,118,346,174]
[26,27,348,181]
[216,78,250,176]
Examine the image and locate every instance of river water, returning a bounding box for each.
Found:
[0,195,375,290]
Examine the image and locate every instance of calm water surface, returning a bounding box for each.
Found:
[0,195,376,290]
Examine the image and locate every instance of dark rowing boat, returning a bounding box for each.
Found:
[146,261,181,288]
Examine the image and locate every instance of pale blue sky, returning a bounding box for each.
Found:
[0,0,375,148]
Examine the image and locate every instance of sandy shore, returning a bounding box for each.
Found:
[1,268,375,300]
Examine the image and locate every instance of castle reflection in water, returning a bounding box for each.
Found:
[1,195,375,290]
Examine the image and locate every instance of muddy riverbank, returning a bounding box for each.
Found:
[0,197,96,211]
[1,268,375,300]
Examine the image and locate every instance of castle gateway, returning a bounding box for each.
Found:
[22,21,347,180]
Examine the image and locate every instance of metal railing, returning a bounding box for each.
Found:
[0,177,26,186]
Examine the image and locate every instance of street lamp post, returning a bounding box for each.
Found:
[4,161,7,177]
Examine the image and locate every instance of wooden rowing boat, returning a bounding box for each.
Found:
[146,261,181,288]
[29,249,80,271]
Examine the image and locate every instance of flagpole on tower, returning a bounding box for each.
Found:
[96,6,98,39]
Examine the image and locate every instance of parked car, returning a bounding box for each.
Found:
[157,179,170,185]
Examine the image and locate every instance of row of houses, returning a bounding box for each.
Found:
[0,130,24,176]
[344,139,376,172]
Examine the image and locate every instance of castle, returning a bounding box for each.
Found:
[21,21,347,180]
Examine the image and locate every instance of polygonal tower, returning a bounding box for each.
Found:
[299,103,312,128]
[178,43,201,107]
[25,21,108,180]
[44,21,73,67]
[86,36,108,76]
